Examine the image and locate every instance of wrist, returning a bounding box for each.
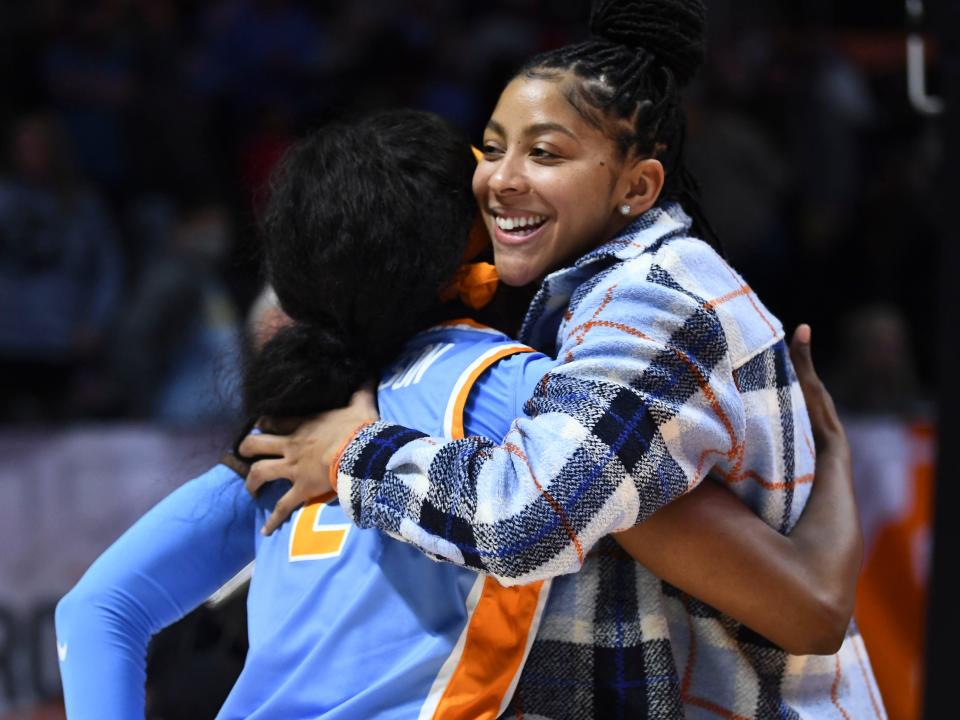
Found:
[327,420,374,492]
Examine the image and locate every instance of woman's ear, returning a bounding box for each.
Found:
[620,158,665,216]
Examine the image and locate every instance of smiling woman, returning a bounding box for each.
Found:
[475,78,664,285]
[240,0,884,717]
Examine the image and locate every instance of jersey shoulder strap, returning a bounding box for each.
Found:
[378,319,533,439]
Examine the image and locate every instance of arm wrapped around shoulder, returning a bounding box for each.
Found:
[335,256,746,585]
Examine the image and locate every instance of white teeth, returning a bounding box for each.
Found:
[495,214,545,231]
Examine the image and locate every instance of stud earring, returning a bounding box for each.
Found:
[619,204,631,216]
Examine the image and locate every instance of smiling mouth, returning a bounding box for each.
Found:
[493,213,547,237]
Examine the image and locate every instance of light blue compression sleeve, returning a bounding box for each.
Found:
[55,464,257,719]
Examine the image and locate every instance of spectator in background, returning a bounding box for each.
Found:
[834,303,932,720]
[0,112,122,421]
[41,1,136,200]
[190,0,328,126]
[112,204,242,425]
[833,304,927,419]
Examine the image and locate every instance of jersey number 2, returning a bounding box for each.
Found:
[288,499,350,562]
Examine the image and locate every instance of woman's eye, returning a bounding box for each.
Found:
[481,143,503,156]
[530,147,558,159]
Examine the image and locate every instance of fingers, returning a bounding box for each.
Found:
[238,432,287,460]
[789,324,816,386]
[258,416,302,435]
[789,323,847,452]
[262,486,306,536]
[245,458,291,496]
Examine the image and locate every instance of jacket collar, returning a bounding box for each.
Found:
[518,202,692,351]
[571,201,692,270]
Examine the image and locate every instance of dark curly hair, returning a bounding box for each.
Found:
[519,0,721,251]
[242,109,477,418]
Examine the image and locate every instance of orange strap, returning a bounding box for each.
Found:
[438,146,498,310]
[439,261,500,311]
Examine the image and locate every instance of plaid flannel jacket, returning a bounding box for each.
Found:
[335,204,885,719]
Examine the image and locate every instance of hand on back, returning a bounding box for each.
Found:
[240,385,379,535]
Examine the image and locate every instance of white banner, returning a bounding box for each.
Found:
[0,424,235,713]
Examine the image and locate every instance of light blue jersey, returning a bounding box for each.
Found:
[56,322,555,719]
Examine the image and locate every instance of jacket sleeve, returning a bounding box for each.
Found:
[55,464,256,719]
[335,260,746,586]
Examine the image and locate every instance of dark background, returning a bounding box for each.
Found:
[0,0,942,425]
[0,1,952,717]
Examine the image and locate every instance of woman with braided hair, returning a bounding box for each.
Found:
[243,0,884,717]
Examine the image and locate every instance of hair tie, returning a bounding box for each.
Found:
[439,261,499,310]
[437,146,499,310]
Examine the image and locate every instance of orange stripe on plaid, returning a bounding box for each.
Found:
[679,596,752,720]
[683,695,753,720]
[562,280,748,492]
[665,342,744,482]
[563,282,740,462]
[704,284,753,310]
[737,470,814,492]
[502,440,584,566]
[713,465,814,492]
[831,654,853,720]
[719,265,778,339]
[693,445,740,490]
[563,286,621,362]
[565,318,653,362]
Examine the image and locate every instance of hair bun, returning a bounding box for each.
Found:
[243,322,362,417]
[589,0,706,87]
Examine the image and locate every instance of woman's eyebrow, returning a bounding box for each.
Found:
[484,120,577,141]
[525,122,577,140]
[485,119,507,136]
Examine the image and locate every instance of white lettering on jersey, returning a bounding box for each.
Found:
[380,343,455,390]
[57,641,68,662]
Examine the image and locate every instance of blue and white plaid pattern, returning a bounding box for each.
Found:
[335,203,885,719]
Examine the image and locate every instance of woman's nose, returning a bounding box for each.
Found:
[487,154,528,195]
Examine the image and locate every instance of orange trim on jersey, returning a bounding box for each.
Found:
[449,345,534,440]
[329,421,373,493]
[425,343,548,718]
[430,577,546,720]
[434,317,499,332]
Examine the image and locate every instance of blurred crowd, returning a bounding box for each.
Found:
[0,0,939,426]
[0,2,943,717]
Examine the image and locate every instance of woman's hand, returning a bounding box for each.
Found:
[789,323,850,467]
[239,385,379,536]
[612,323,860,655]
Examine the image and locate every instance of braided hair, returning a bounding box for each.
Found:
[520,0,722,251]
